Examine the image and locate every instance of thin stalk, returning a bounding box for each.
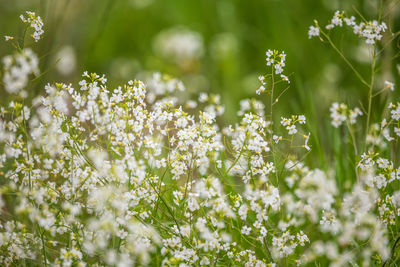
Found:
[346,122,358,156]
[263,237,275,263]
[270,68,275,119]
[225,132,249,175]
[38,225,48,267]
[319,29,370,88]
[365,47,377,149]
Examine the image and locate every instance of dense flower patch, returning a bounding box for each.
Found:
[0,9,399,267]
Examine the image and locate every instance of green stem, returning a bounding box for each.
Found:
[270,67,275,119]
[38,225,48,267]
[225,132,248,175]
[320,29,370,88]
[365,47,376,149]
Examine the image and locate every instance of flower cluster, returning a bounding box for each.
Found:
[2,48,39,94]
[257,75,266,95]
[280,115,306,135]
[256,49,290,95]
[266,49,286,74]
[329,102,362,128]
[308,25,320,39]
[153,27,204,66]
[0,8,399,267]
[0,43,313,265]
[20,11,44,42]
[309,10,387,45]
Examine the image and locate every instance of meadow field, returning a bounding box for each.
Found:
[0,0,399,266]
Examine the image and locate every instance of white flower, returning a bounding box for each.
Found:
[286,125,297,135]
[273,135,282,144]
[55,46,77,76]
[238,204,248,220]
[344,16,356,26]
[382,128,394,142]
[375,174,387,189]
[308,26,320,39]
[298,115,306,124]
[385,81,395,91]
[349,107,362,124]
[330,102,346,127]
[391,105,400,120]
[256,85,265,95]
[241,225,251,235]
[187,193,200,211]
[329,102,361,127]
[260,226,267,237]
[281,74,290,83]
[331,11,343,27]
[395,127,400,137]
[200,257,210,265]
[304,133,311,151]
[357,153,375,170]
[20,11,44,42]
[281,117,291,126]
[376,158,389,169]
[258,75,266,84]
[2,48,40,94]
[321,11,386,45]
[296,231,309,246]
[153,27,204,65]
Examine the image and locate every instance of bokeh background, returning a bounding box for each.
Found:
[1,0,399,178]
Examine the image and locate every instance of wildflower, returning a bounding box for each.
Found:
[2,48,39,94]
[385,81,395,91]
[281,74,290,83]
[382,128,394,142]
[395,127,400,137]
[241,226,251,235]
[281,117,291,126]
[330,102,362,127]
[258,75,266,84]
[326,11,344,29]
[316,11,387,45]
[200,257,210,265]
[260,226,267,237]
[308,26,320,39]
[273,135,282,144]
[20,11,44,42]
[298,115,306,124]
[354,20,387,45]
[55,46,77,76]
[348,107,362,124]
[238,204,248,220]
[153,27,204,66]
[187,193,200,211]
[297,231,310,246]
[286,125,297,135]
[265,49,287,75]
[377,158,390,169]
[272,231,297,257]
[0,10,398,265]
[304,133,311,151]
[391,104,400,120]
[256,85,265,95]
[357,153,376,170]
[4,36,14,41]
[344,16,356,26]
[330,102,346,127]
[375,174,387,189]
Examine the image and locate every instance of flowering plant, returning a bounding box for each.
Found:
[0,8,399,267]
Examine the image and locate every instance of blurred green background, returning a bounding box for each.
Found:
[0,0,399,174]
